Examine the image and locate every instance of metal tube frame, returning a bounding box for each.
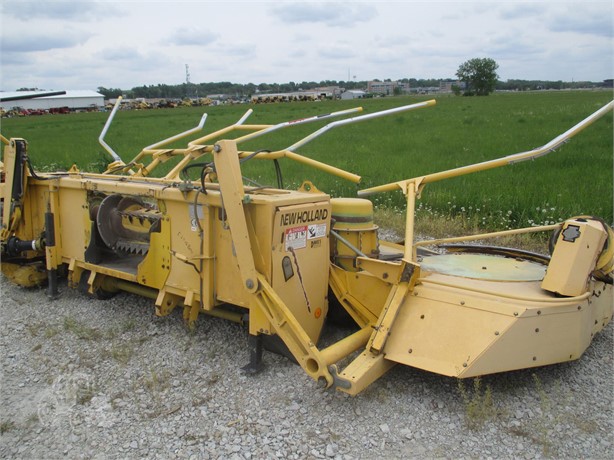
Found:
[358,101,614,263]
[95,99,436,183]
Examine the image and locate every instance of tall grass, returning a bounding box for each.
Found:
[2,90,612,229]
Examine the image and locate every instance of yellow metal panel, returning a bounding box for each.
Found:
[329,266,390,325]
[383,290,516,376]
[360,259,419,359]
[542,219,607,296]
[356,257,404,283]
[137,216,171,289]
[457,301,593,378]
[55,187,88,262]
[245,201,274,278]
[417,273,583,316]
[153,199,201,293]
[214,217,253,308]
[592,282,614,329]
[271,201,331,342]
[1,141,18,233]
[384,276,613,377]
[200,204,217,310]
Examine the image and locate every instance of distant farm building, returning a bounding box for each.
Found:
[367,81,411,95]
[0,90,104,111]
[314,86,343,98]
[439,80,464,92]
[341,90,366,100]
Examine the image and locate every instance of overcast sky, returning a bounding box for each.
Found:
[1,0,612,91]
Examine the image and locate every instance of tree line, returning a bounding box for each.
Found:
[96,58,608,100]
[97,80,370,100]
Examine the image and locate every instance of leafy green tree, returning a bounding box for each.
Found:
[97,86,123,98]
[456,58,499,96]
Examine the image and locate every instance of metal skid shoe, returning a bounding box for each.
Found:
[241,334,265,375]
[242,332,302,375]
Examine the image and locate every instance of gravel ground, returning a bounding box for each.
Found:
[1,275,612,459]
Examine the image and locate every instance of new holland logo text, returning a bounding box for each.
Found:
[281,209,328,227]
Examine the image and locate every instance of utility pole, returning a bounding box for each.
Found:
[185,64,191,98]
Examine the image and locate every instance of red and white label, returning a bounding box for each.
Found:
[285,226,307,250]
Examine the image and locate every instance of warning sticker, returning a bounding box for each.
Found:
[308,223,327,240]
[285,226,307,250]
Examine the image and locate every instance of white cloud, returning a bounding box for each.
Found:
[318,43,357,59]
[1,31,91,53]
[1,0,117,20]
[549,9,612,37]
[270,2,377,27]
[499,3,547,20]
[165,28,219,47]
[217,42,257,58]
[95,47,144,62]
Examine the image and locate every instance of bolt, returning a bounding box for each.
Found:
[213,144,221,153]
[246,279,254,289]
[495,331,499,335]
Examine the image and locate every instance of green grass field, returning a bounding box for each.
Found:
[2,90,612,229]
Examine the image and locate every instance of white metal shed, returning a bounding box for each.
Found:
[341,90,366,100]
[0,90,104,111]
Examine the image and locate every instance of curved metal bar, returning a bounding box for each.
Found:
[236,109,253,125]
[144,113,207,150]
[358,100,614,196]
[414,223,561,247]
[98,96,124,164]
[287,100,436,152]
[234,107,363,145]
